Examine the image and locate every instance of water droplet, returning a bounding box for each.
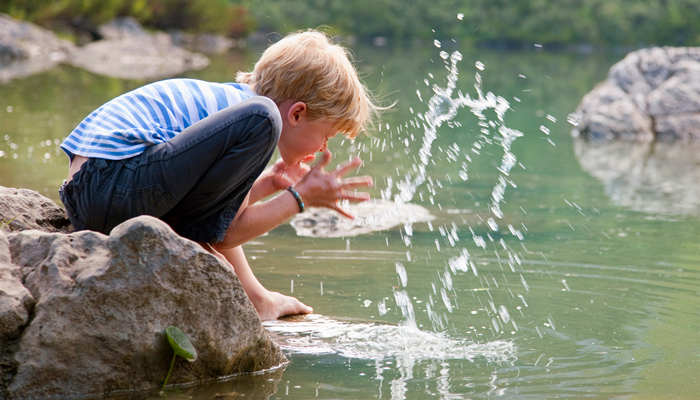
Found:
[498,305,511,323]
[433,39,442,48]
[539,125,550,135]
[396,262,408,287]
[566,113,580,126]
[439,50,449,60]
[561,279,570,291]
[377,299,387,315]
[534,43,543,48]
[475,61,485,71]
[457,13,464,20]
[487,218,499,231]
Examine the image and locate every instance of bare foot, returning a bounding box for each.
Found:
[252,290,313,321]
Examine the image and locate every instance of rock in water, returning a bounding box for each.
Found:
[0,215,285,399]
[0,14,76,83]
[290,199,434,238]
[573,47,700,141]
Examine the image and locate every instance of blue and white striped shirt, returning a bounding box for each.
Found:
[61,79,256,160]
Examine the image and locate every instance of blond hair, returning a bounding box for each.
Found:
[236,30,380,138]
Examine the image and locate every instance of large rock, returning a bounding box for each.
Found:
[572,47,700,141]
[0,186,71,233]
[0,14,76,83]
[0,206,285,399]
[69,30,209,80]
[0,14,210,82]
[0,233,34,341]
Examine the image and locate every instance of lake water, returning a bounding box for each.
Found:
[1,43,698,399]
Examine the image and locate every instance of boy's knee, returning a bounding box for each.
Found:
[246,96,282,141]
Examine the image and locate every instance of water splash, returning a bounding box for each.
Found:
[264,314,515,363]
[383,49,530,335]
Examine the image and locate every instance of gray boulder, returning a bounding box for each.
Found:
[69,30,209,80]
[573,47,700,141]
[0,14,76,83]
[0,14,210,82]
[0,186,71,233]
[0,190,285,399]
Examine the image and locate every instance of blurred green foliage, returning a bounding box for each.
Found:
[1,0,698,46]
[246,0,700,47]
[0,0,254,37]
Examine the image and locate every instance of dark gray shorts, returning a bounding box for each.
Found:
[59,96,281,243]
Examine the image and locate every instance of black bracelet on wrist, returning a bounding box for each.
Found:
[286,186,305,213]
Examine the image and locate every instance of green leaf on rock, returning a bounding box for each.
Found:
[165,325,197,362]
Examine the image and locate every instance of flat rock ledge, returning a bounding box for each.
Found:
[572,47,700,141]
[0,187,285,400]
[290,199,434,238]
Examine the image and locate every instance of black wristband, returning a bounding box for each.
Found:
[286,186,305,213]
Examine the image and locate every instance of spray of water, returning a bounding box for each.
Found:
[383,49,530,337]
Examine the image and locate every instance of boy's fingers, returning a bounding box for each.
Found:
[342,176,373,189]
[331,204,354,219]
[333,157,362,177]
[341,191,371,202]
[312,149,332,170]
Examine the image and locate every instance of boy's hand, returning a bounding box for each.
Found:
[295,150,373,219]
[270,155,315,190]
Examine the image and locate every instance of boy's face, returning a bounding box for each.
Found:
[278,102,339,165]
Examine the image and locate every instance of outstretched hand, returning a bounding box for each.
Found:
[295,150,373,219]
[270,154,315,190]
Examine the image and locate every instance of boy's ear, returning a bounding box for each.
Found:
[288,101,307,125]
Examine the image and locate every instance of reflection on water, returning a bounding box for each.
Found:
[574,138,700,215]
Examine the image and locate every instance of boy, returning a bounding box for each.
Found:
[59,30,380,320]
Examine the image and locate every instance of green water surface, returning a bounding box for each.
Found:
[0,43,698,399]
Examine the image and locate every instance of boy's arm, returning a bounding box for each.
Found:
[248,156,314,204]
[218,151,372,249]
[208,244,312,320]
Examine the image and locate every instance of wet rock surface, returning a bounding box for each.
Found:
[290,199,434,238]
[573,47,700,141]
[0,188,285,399]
